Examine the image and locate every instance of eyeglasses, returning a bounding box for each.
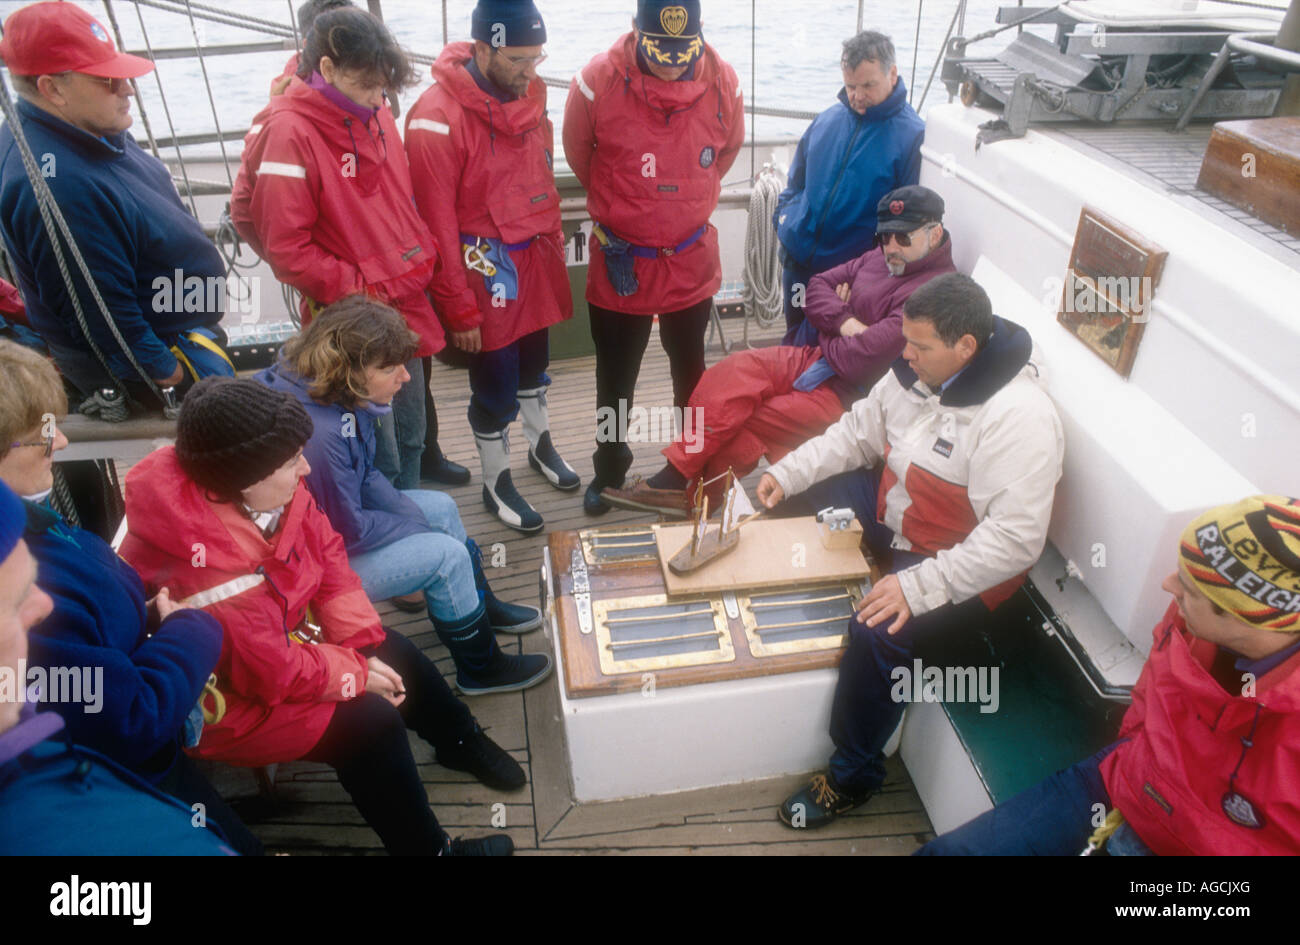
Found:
[54,72,132,94]
[878,223,938,248]
[494,48,547,68]
[9,431,56,458]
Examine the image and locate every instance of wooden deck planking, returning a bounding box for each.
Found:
[196,316,937,854]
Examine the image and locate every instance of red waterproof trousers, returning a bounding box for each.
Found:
[662,345,844,495]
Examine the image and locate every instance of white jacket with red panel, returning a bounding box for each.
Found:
[768,316,1065,616]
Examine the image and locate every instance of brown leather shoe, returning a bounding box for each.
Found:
[600,478,690,518]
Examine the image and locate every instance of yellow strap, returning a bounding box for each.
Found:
[183,329,235,369]
[1083,808,1125,854]
[200,674,226,725]
[169,343,198,382]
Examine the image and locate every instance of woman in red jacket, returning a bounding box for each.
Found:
[119,378,517,855]
[231,6,473,492]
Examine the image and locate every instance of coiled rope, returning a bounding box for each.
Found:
[740,165,785,346]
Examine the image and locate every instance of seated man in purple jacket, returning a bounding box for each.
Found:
[603,186,955,516]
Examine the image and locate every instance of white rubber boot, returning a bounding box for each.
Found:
[518,386,579,491]
[474,428,543,534]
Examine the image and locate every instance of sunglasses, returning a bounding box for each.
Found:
[54,72,132,94]
[9,431,56,458]
[877,223,937,248]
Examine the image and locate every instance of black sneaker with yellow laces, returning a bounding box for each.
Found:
[778,772,874,828]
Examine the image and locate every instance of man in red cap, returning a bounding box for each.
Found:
[0,1,232,410]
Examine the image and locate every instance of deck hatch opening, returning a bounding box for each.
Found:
[741,584,865,657]
[594,595,734,674]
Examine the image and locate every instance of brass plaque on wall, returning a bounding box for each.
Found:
[1057,207,1167,378]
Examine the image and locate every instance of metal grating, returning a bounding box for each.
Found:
[580,526,659,566]
[740,583,866,658]
[593,594,734,675]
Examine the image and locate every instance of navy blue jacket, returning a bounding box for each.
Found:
[0,707,233,855]
[259,363,430,555]
[774,78,924,273]
[23,501,222,781]
[0,99,226,392]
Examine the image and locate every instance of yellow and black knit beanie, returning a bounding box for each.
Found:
[1179,496,1300,631]
[175,377,313,499]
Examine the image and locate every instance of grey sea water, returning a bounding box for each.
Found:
[1,0,1019,149]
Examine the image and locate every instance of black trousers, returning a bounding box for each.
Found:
[303,628,476,855]
[588,297,712,485]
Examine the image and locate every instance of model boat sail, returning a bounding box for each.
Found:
[667,468,764,574]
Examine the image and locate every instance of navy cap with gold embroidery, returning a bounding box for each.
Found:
[636,1,703,68]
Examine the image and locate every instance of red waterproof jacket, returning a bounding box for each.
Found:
[405,44,571,352]
[1101,601,1300,855]
[119,447,385,767]
[231,78,476,356]
[564,33,744,314]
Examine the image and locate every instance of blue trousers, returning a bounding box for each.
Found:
[780,260,816,345]
[467,328,550,435]
[373,358,425,490]
[782,466,993,793]
[915,743,1152,855]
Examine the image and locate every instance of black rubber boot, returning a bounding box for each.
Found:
[434,604,552,696]
[466,539,543,634]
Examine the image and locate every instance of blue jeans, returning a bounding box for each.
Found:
[347,489,480,623]
[374,358,426,490]
[915,742,1155,855]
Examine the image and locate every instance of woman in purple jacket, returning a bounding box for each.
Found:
[257,296,551,696]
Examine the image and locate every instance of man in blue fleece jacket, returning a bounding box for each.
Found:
[0,2,229,403]
[0,477,237,855]
[775,30,924,343]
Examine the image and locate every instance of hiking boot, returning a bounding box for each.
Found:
[778,773,873,829]
[437,723,526,791]
[601,477,690,519]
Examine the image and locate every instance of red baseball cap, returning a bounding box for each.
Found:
[0,2,154,78]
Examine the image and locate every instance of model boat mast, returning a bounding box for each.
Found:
[669,468,764,574]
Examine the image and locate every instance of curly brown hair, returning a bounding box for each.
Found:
[280,296,418,407]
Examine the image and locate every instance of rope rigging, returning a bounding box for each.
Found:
[0,70,171,417]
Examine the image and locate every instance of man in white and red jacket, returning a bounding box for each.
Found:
[564,0,745,516]
[405,0,576,534]
[755,272,1065,827]
[921,496,1300,856]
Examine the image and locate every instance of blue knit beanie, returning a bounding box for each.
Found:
[471,0,546,47]
[0,478,24,564]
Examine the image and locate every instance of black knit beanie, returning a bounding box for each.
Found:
[175,377,314,499]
